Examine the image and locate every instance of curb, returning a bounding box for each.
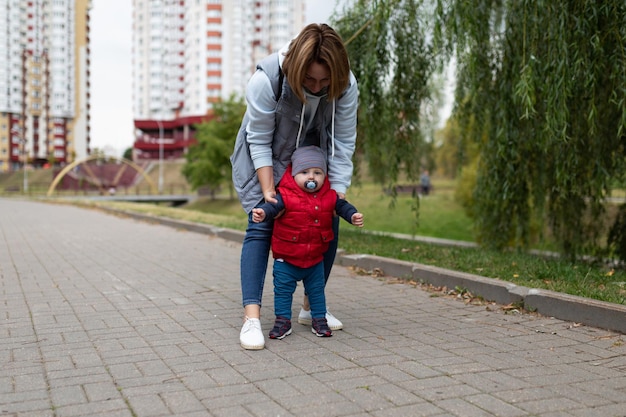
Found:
[338,253,626,334]
[99,206,626,335]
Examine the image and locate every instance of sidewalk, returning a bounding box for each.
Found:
[1,197,625,417]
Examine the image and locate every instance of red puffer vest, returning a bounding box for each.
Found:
[271,165,337,268]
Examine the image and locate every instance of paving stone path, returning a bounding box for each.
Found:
[1,198,625,417]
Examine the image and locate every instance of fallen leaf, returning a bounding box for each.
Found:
[371,267,385,277]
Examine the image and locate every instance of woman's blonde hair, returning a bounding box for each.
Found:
[282,23,350,103]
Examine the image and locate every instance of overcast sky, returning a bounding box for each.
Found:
[90,0,345,156]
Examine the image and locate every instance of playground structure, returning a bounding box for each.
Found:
[46,155,157,197]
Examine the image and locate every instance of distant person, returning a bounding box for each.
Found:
[420,170,431,196]
[230,23,359,350]
[252,146,364,339]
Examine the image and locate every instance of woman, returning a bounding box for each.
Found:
[230,23,358,350]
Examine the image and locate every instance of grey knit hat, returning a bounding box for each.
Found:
[291,146,327,175]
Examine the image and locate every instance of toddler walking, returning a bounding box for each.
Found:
[252,146,364,338]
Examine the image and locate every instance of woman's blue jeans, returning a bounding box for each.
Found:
[240,209,339,307]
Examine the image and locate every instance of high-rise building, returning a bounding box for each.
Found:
[0,0,92,173]
[132,0,304,161]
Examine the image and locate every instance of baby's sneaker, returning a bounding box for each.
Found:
[311,317,332,337]
[269,316,292,339]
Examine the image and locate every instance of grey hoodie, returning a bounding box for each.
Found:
[230,43,359,214]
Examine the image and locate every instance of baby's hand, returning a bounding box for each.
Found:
[252,208,266,223]
[351,213,364,227]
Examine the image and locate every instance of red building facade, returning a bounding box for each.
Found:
[132,114,213,161]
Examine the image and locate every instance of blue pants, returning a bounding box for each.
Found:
[240,206,339,307]
[273,260,326,320]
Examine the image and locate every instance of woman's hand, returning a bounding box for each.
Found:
[263,189,277,204]
[257,166,277,204]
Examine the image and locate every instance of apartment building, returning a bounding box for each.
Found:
[0,0,92,173]
[132,0,304,161]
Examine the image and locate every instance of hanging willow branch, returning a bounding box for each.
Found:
[333,0,439,194]
[434,0,626,258]
[333,0,626,258]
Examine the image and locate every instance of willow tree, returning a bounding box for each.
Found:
[333,0,625,257]
[428,1,626,258]
[333,0,441,196]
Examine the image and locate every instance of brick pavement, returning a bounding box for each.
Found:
[1,197,625,417]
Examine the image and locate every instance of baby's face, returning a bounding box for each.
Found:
[293,167,325,193]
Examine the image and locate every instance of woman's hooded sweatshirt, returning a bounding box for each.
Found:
[230,41,359,214]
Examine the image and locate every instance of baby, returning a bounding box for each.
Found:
[253,146,363,339]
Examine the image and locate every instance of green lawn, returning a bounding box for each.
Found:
[344,182,474,241]
[338,229,626,305]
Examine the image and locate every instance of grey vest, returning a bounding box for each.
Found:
[230,53,335,213]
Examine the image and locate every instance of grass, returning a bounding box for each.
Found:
[345,181,475,241]
[338,229,626,305]
[61,177,626,306]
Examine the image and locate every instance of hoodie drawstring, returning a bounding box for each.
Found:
[295,99,336,160]
[295,102,305,149]
[331,100,336,159]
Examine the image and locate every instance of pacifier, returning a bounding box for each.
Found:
[305,180,318,190]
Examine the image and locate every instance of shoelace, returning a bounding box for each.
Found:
[243,317,261,332]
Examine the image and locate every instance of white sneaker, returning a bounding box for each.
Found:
[297,308,343,330]
[240,317,265,350]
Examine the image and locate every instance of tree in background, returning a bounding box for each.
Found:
[434,115,482,220]
[432,0,626,259]
[182,95,246,197]
[332,0,626,259]
[433,116,463,180]
[333,0,441,191]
